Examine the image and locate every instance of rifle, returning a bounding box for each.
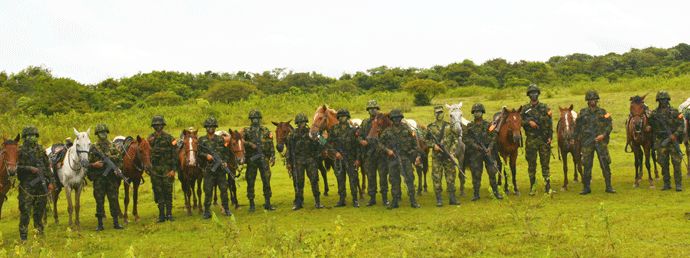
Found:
[250,128,269,176]
[582,131,610,175]
[428,132,467,178]
[286,136,299,193]
[91,145,131,189]
[525,108,556,158]
[388,140,408,180]
[199,141,241,187]
[25,150,50,195]
[333,137,354,177]
[651,115,686,166]
[467,130,501,175]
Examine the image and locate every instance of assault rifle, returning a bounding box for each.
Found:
[582,131,610,175]
[651,115,686,166]
[467,130,501,175]
[250,129,269,176]
[388,140,407,179]
[428,132,467,178]
[25,150,50,194]
[287,138,298,193]
[333,138,352,177]
[525,108,555,158]
[199,141,240,187]
[91,146,131,189]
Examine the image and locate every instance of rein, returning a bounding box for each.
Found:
[66,147,89,171]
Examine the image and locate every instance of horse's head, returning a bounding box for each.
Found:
[138,135,153,170]
[558,104,577,141]
[73,127,92,168]
[272,120,293,153]
[182,128,198,167]
[502,107,523,144]
[310,105,337,139]
[629,94,648,138]
[1,134,21,176]
[366,112,392,142]
[228,129,245,165]
[446,103,467,135]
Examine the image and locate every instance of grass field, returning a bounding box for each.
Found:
[1,86,690,257]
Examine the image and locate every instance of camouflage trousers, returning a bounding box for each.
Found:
[431,153,456,194]
[18,180,47,236]
[387,155,415,199]
[149,166,174,206]
[335,158,359,199]
[92,175,121,218]
[364,153,388,197]
[581,142,611,183]
[245,157,272,200]
[293,158,320,202]
[204,169,229,208]
[525,138,551,181]
[657,144,683,185]
[467,151,498,188]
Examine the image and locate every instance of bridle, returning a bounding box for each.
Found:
[312,108,330,131]
[126,141,151,172]
[67,144,90,171]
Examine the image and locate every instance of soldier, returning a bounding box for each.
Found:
[147,115,179,222]
[575,90,616,194]
[242,109,276,212]
[424,105,460,207]
[88,123,124,231]
[286,113,324,210]
[520,84,553,194]
[16,125,55,241]
[326,109,361,208]
[359,100,390,206]
[199,117,233,219]
[463,104,502,201]
[378,109,421,209]
[647,90,685,191]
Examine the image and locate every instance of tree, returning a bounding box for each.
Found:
[403,79,447,106]
[145,91,183,106]
[204,81,262,104]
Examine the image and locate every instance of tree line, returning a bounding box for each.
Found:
[2,43,690,115]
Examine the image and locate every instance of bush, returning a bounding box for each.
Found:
[205,81,263,104]
[145,91,183,106]
[403,79,447,106]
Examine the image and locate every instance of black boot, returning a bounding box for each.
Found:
[334,196,346,207]
[449,192,460,205]
[292,196,303,210]
[661,181,672,190]
[352,197,360,208]
[381,194,390,206]
[436,193,443,207]
[386,197,399,210]
[604,177,616,193]
[471,183,480,201]
[545,178,552,194]
[410,196,420,208]
[366,196,376,206]
[580,178,591,195]
[492,185,503,200]
[20,229,27,241]
[222,204,233,216]
[677,183,683,191]
[156,204,166,223]
[113,216,124,229]
[249,199,256,212]
[166,204,175,221]
[202,206,212,219]
[314,195,324,209]
[95,217,104,231]
[264,197,276,211]
[529,177,536,196]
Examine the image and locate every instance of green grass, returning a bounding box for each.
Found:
[1,81,690,257]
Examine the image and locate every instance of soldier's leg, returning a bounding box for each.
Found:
[364,155,378,205]
[580,146,595,194]
[217,173,230,207]
[18,188,30,240]
[203,169,215,210]
[307,161,323,208]
[599,143,616,193]
[469,152,483,201]
[347,162,360,204]
[431,157,444,194]
[93,177,106,218]
[295,162,307,205]
[444,161,456,193]
[33,190,47,233]
[149,172,166,221]
[258,158,273,199]
[163,176,175,220]
[525,143,538,193]
[485,157,502,199]
[538,143,552,192]
[402,159,416,197]
[245,163,258,201]
[335,164,347,199]
[106,178,122,218]
[387,160,401,209]
[671,148,683,190]
[378,156,390,203]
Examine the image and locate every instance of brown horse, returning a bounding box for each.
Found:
[493,107,522,195]
[178,128,203,216]
[0,134,20,220]
[121,136,152,222]
[216,129,245,209]
[625,95,657,188]
[557,105,583,191]
[308,105,340,196]
[366,112,392,141]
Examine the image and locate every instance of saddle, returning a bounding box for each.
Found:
[490,109,507,132]
[118,136,135,158]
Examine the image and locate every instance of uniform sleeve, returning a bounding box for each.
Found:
[520,105,530,128]
[407,129,420,158]
[358,119,369,142]
[169,135,179,172]
[40,147,54,183]
[602,109,613,136]
[574,110,584,141]
[545,106,553,139]
[673,109,685,140]
[242,128,253,149]
[198,137,210,158]
[325,128,337,154]
[377,130,389,154]
[108,144,123,167]
[264,127,276,158]
[446,126,458,154]
[488,123,498,151]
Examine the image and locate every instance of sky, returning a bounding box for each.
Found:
[1,0,689,85]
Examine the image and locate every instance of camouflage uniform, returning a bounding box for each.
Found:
[198,117,233,218]
[520,85,553,194]
[16,126,54,241]
[377,109,421,209]
[575,90,615,194]
[286,113,323,210]
[242,109,276,211]
[87,123,123,230]
[463,104,500,201]
[359,100,390,206]
[649,90,685,191]
[326,109,361,207]
[148,115,179,221]
[424,105,460,206]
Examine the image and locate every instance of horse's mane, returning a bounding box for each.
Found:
[630,95,645,105]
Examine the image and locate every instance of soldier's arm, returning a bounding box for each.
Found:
[673,110,685,140]
[520,105,530,128]
[488,125,498,151]
[447,128,458,154]
[197,137,211,158]
[602,109,613,136]
[407,130,420,159]
[169,136,180,172]
[546,107,553,139]
[108,145,123,167]
[266,130,276,158]
[39,147,55,183]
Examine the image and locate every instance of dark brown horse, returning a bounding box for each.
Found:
[178,128,203,216]
[0,135,20,220]
[121,136,152,222]
[625,95,657,188]
[557,105,583,191]
[493,107,522,195]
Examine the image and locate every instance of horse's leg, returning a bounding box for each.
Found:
[317,159,329,196]
[423,154,429,193]
[652,148,660,180]
[53,188,60,223]
[644,142,656,189]
[183,178,192,216]
[199,176,206,213]
[685,141,690,177]
[416,162,423,196]
[359,165,367,201]
[133,184,140,221]
[510,152,518,195]
[561,149,569,191]
[65,187,74,229]
[633,145,642,187]
[74,185,82,231]
[123,183,130,222]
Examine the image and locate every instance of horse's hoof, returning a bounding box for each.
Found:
[423,190,428,193]
[633,184,639,188]
[135,216,141,221]
[323,192,329,196]
[416,192,422,197]
[573,179,579,183]
[650,185,656,189]
[560,187,567,191]
[187,213,192,216]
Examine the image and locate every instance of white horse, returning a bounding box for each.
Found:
[446,103,470,187]
[56,127,91,231]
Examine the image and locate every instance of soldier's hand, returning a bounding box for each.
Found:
[449,154,456,162]
[475,145,483,151]
[387,150,395,157]
[286,164,293,172]
[645,125,651,132]
[167,170,175,178]
[361,140,368,146]
[547,138,552,145]
[434,144,442,152]
[92,161,104,169]
[251,143,257,149]
[207,154,214,161]
[415,158,421,166]
[595,135,605,142]
[270,157,276,167]
[529,121,538,129]
[670,134,677,142]
[487,147,492,155]
[569,140,575,145]
[354,160,360,169]
[29,166,39,174]
[335,152,343,160]
[48,183,55,192]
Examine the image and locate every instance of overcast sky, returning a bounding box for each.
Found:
[1,0,689,85]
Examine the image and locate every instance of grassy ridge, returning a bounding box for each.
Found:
[1,78,690,257]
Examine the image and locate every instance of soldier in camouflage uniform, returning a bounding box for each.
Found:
[16,126,55,241]
[520,85,553,194]
[647,90,685,191]
[199,117,233,219]
[463,104,502,201]
[242,109,277,212]
[575,90,616,194]
[378,109,422,209]
[88,123,124,231]
[424,105,460,207]
[326,109,361,208]
[286,113,324,210]
[148,115,179,222]
[359,100,390,206]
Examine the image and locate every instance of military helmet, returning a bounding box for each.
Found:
[471,103,485,114]
[22,125,39,138]
[204,117,218,128]
[151,115,166,126]
[95,123,110,134]
[248,109,262,119]
[295,113,309,123]
[585,90,600,100]
[389,109,404,119]
[526,84,540,96]
[656,90,670,101]
[336,109,351,118]
[366,100,380,110]
[434,106,444,113]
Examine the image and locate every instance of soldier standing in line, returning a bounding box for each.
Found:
[424,106,460,207]
[359,100,390,206]
[88,123,124,231]
[242,109,276,212]
[286,113,324,210]
[327,109,361,208]
[520,84,553,195]
[147,115,179,222]
[199,117,233,219]
[463,104,502,201]
[647,90,685,191]
[378,109,421,209]
[575,90,616,194]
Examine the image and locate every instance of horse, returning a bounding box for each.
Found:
[557,105,583,191]
[492,107,522,195]
[679,97,690,177]
[308,105,341,196]
[121,135,152,222]
[403,119,429,196]
[0,134,20,220]
[178,128,204,216]
[215,129,245,210]
[625,95,657,188]
[446,103,470,195]
[350,118,368,200]
[54,128,91,231]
